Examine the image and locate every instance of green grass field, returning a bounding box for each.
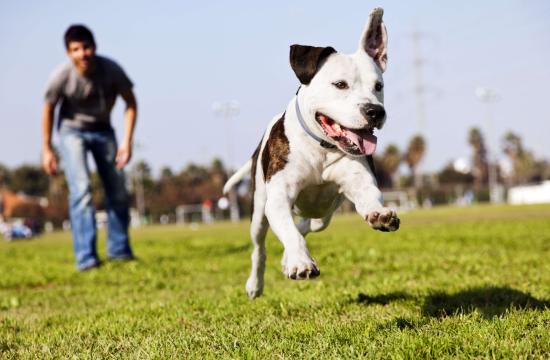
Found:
[1,204,549,359]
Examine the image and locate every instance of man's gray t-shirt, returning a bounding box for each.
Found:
[44,55,133,131]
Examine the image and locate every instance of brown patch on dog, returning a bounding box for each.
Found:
[262,114,289,182]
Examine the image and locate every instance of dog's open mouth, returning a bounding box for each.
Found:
[316,113,377,155]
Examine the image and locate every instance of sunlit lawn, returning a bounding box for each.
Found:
[1,204,549,358]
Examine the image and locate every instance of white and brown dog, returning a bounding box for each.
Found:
[224,8,400,298]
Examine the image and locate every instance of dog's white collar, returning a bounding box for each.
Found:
[295,88,336,149]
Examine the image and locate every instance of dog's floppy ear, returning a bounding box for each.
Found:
[359,7,388,72]
[290,45,336,85]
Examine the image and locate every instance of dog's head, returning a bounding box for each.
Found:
[290,8,388,157]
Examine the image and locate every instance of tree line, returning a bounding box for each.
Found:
[1,129,548,225]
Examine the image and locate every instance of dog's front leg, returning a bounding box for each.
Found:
[337,159,400,232]
[264,181,320,280]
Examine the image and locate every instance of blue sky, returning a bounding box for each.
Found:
[1,0,549,174]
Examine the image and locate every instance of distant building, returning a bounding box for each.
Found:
[508,181,550,205]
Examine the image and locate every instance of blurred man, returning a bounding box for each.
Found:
[42,25,137,271]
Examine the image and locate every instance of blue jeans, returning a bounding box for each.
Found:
[58,125,133,270]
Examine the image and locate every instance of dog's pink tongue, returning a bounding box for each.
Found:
[346,129,377,155]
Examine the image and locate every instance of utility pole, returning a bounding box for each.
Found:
[134,166,145,224]
[212,101,241,222]
[212,101,240,168]
[410,29,429,190]
[475,87,502,203]
[132,141,146,226]
[412,30,427,131]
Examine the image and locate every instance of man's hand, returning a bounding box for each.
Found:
[42,147,58,176]
[118,89,137,170]
[116,142,132,169]
[42,102,58,176]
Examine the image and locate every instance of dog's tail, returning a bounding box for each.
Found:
[223,159,252,194]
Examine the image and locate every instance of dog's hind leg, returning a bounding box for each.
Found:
[246,194,269,299]
[297,215,333,236]
[297,196,343,236]
[296,218,311,235]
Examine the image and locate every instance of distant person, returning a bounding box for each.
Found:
[42,25,137,271]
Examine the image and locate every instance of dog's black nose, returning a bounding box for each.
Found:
[361,104,386,127]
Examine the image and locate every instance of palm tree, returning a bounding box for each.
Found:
[502,131,535,185]
[160,166,174,180]
[404,135,426,189]
[380,144,401,188]
[468,127,488,189]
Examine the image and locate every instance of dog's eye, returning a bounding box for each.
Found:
[375,82,384,92]
[333,81,349,90]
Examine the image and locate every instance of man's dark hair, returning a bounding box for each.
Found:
[64,25,96,49]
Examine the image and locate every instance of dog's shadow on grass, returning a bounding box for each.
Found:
[422,286,550,318]
[353,286,549,319]
[354,291,413,305]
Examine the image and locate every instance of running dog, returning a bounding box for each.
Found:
[224,8,399,298]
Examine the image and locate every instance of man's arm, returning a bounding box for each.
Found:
[116,89,138,169]
[42,102,58,176]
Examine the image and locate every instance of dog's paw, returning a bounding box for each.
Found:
[366,208,400,232]
[281,250,320,280]
[245,276,263,299]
